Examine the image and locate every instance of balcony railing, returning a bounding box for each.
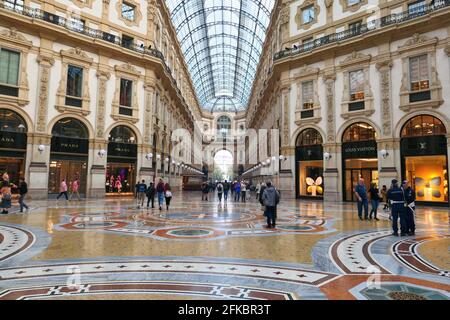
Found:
[274,0,450,61]
[0,1,189,109]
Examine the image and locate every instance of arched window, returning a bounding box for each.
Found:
[0,109,27,133]
[217,116,231,135]
[296,128,323,146]
[401,115,446,137]
[109,125,136,144]
[52,118,88,138]
[342,122,376,142]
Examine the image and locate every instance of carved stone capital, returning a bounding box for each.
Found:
[376,60,393,70]
[36,55,55,67]
[96,70,111,80]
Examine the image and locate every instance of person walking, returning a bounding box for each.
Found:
[156,179,165,210]
[56,179,69,201]
[146,182,156,209]
[136,179,147,208]
[223,180,230,201]
[69,178,81,201]
[0,179,12,214]
[381,185,389,211]
[217,181,224,202]
[368,182,380,221]
[164,183,172,210]
[201,182,210,201]
[354,178,369,220]
[255,182,261,200]
[262,181,280,229]
[18,177,29,213]
[387,179,407,236]
[241,181,247,203]
[403,180,416,236]
[234,181,241,202]
[230,181,235,198]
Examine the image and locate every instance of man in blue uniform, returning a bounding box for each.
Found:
[402,180,416,236]
[387,179,407,236]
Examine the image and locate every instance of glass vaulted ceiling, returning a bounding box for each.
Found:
[166,0,275,113]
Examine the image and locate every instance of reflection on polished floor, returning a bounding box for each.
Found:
[0,191,448,300]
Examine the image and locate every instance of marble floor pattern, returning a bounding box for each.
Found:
[0,192,448,300]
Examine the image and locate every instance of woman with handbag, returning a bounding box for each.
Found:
[1,179,12,214]
[164,183,172,210]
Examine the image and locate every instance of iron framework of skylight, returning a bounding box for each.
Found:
[165,0,275,113]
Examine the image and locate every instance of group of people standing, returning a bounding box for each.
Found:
[354,177,416,236]
[0,173,29,214]
[201,180,253,203]
[135,178,172,210]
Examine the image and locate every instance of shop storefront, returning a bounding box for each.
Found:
[295,128,324,199]
[400,115,448,206]
[48,118,89,196]
[106,126,137,195]
[0,109,27,193]
[342,122,378,202]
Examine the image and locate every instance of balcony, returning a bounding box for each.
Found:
[0,1,197,116]
[274,0,450,61]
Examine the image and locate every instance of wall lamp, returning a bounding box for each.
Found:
[324,152,332,160]
[98,149,106,158]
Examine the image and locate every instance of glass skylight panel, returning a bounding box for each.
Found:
[166,0,275,111]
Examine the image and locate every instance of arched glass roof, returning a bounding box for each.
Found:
[166,0,275,112]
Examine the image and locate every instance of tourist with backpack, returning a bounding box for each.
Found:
[146,182,156,209]
[136,179,147,208]
[262,181,280,228]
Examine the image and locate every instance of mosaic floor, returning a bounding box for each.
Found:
[0,192,448,300]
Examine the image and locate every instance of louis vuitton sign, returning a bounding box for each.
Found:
[342,140,377,159]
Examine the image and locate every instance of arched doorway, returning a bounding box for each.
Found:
[48,118,89,197]
[106,125,137,195]
[214,149,233,182]
[401,115,448,205]
[342,122,378,202]
[0,109,27,192]
[295,128,323,199]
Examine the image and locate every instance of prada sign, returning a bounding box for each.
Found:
[0,132,27,150]
[51,136,88,154]
[342,140,377,159]
[108,142,137,158]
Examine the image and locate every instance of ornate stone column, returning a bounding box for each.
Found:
[139,82,155,182]
[322,73,339,201]
[86,68,110,198]
[376,59,398,189]
[28,54,54,199]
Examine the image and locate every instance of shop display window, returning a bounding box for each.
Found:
[298,160,323,197]
[405,155,448,203]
